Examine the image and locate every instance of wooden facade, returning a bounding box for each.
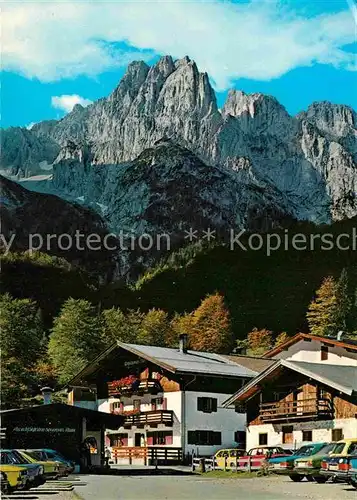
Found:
[246,367,357,426]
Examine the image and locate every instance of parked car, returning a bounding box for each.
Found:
[27,449,74,475]
[15,450,61,479]
[320,439,357,482]
[294,442,337,483]
[269,442,328,482]
[0,450,46,488]
[348,454,357,489]
[213,449,245,469]
[0,463,28,493]
[236,446,291,471]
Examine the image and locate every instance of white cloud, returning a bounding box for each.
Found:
[51,94,93,113]
[2,0,356,90]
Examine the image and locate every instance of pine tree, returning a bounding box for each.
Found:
[0,293,44,406]
[307,277,338,336]
[48,298,103,384]
[307,272,352,337]
[335,268,352,331]
[347,286,357,339]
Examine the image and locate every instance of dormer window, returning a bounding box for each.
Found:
[321,346,328,361]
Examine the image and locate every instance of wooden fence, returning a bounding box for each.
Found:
[111,446,182,465]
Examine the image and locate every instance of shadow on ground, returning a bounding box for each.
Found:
[78,467,194,476]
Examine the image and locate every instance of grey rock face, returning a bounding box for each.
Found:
[0,127,59,177]
[1,55,356,227]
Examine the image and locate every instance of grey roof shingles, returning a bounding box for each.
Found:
[119,342,258,378]
[283,360,357,396]
[223,359,357,407]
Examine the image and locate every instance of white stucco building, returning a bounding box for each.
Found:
[224,333,357,450]
[68,335,272,461]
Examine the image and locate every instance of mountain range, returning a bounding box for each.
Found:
[1,55,356,278]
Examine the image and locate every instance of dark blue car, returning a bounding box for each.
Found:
[347,454,357,488]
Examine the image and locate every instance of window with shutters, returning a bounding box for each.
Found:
[109,401,122,413]
[109,433,128,447]
[197,397,218,413]
[147,431,173,445]
[187,430,221,445]
[133,399,141,410]
[259,433,268,446]
[151,397,164,410]
[302,430,312,442]
[234,430,246,445]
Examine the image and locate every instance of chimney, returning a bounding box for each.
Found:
[41,386,54,405]
[179,334,188,354]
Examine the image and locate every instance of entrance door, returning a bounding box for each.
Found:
[135,433,143,447]
[282,426,293,444]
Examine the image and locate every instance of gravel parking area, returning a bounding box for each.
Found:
[76,473,356,500]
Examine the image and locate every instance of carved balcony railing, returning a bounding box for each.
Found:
[117,410,174,428]
[108,379,162,397]
[259,398,333,423]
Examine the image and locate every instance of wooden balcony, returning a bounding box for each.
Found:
[120,410,174,428]
[259,398,333,423]
[108,379,162,397]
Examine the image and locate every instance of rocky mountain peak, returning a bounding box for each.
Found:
[72,103,85,113]
[174,55,191,68]
[222,89,294,138]
[302,101,357,138]
[109,59,149,103]
[1,55,356,230]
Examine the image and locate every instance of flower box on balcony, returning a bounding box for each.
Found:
[108,376,139,396]
[108,377,162,397]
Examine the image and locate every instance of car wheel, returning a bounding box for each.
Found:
[350,479,357,489]
[0,484,8,494]
[24,481,31,491]
[289,475,303,482]
[314,476,328,484]
[305,475,314,482]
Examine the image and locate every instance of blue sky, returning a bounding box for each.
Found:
[2,0,356,128]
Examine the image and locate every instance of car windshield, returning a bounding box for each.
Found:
[26,451,44,460]
[47,451,66,460]
[0,451,30,465]
[332,443,346,454]
[348,443,357,454]
[313,443,335,456]
[295,445,315,456]
[9,451,30,465]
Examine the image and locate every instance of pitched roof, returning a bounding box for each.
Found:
[284,361,357,395]
[223,360,357,407]
[118,342,258,378]
[222,354,275,373]
[263,333,357,359]
[68,341,260,386]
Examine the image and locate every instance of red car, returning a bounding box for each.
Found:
[237,446,292,470]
